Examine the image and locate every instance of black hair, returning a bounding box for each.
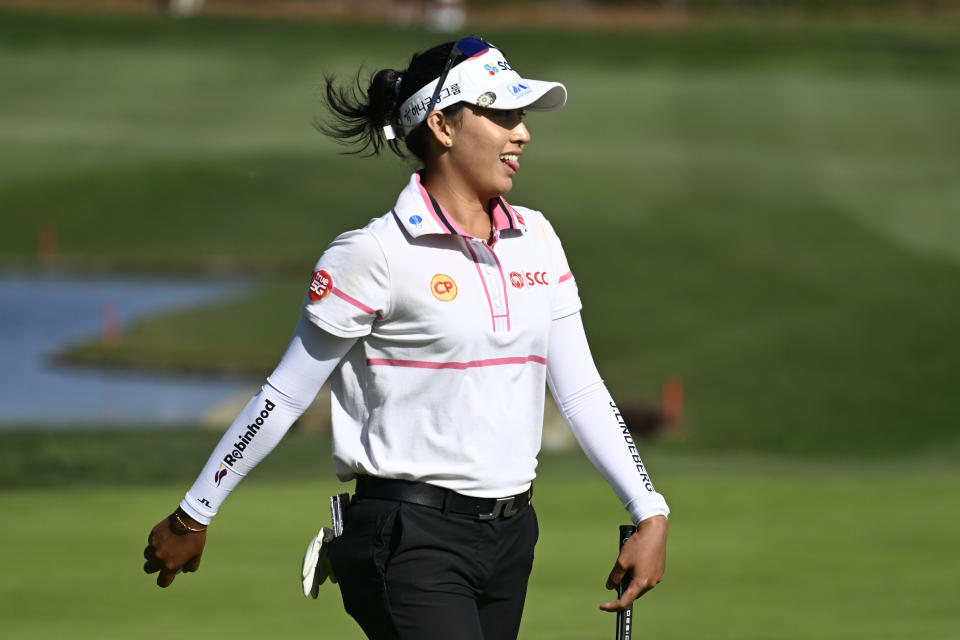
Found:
[318,40,473,163]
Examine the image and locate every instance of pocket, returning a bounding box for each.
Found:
[329,498,401,585]
[371,501,403,576]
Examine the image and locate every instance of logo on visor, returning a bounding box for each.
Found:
[509,83,533,98]
[430,274,458,301]
[477,92,497,107]
[510,272,524,289]
[308,269,333,301]
[484,63,500,76]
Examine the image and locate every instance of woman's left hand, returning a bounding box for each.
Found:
[600,514,668,611]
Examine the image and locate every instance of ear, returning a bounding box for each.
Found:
[425,110,457,146]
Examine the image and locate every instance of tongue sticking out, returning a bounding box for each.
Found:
[501,156,520,172]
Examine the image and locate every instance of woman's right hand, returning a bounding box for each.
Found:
[143,508,207,588]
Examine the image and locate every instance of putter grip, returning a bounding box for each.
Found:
[616,524,637,640]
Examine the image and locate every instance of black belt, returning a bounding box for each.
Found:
[354,476,532,520]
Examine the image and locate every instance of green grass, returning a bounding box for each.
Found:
[3,9,960,458]
[0,427,333,490]
[1,428,958,639]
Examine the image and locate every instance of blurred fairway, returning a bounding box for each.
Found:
[3,10,958,457]
[1,428,959,639]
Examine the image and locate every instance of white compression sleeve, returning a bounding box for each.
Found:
[180,316,356,524]
[546,312,670,524]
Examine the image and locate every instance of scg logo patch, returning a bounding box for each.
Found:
[527,272,548,286]
[430,274,458,301]
[511,271,548,288]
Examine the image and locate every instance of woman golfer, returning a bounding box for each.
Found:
[144,36,669,640]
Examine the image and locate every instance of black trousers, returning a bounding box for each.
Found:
[329,495,539,640]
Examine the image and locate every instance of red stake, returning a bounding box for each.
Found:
[662,377,684,425]
[38,222,58,270]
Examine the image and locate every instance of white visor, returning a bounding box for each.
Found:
[395,45,567,137]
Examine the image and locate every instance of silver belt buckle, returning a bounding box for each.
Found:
[478,496,519,520]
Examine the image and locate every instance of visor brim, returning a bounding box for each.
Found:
[481,79,567,112]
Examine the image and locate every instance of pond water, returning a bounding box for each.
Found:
[0,272,257,427]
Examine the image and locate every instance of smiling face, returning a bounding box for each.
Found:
[445,106,531,201]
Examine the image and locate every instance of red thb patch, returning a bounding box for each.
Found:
[309,269,333,301]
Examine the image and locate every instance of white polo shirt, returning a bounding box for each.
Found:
[304,172,581,497]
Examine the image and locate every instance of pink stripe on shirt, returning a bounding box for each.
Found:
[558,271,573,283]
[332,286,376,315]
[367,355,547,370]
[491,250,511,332]
[414,172,470,237]
[490,199,512,232]
[464,240,497,332]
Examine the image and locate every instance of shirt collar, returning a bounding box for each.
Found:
[392,171,527,240]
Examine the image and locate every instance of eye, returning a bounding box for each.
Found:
[495,109,524,124]
[478,106,525,128]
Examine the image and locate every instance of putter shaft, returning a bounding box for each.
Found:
[616,524,637,640]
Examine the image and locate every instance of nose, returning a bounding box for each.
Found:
[512,121,531,145]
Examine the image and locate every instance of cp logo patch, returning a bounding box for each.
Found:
[430,274,458,301]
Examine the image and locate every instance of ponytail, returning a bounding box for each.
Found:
[318,68,404,158]
[317,41,471,163]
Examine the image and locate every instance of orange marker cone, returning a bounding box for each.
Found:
[661,377,684,426]
[38,222,58,270]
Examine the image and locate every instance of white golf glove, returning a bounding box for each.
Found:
[301,527,335,598]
